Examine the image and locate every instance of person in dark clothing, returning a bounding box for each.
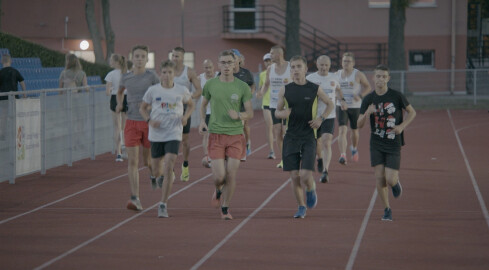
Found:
[0,54,26,140]
[357,64,416,221]
[275,55,334,219]
[0,54,26,100]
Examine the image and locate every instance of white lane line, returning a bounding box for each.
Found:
[0,168,141,225]
[33,172,214,270]
[447,109,489,230]
[190,178,292,270]
[345,189,378,270]
[0,119,268,225]
[34,142,269,270]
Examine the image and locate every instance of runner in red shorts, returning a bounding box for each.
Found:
[198,50,253,220]
[116,45,159,211]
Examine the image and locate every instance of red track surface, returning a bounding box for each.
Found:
[1,109,488,270]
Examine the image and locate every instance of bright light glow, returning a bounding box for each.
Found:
[80,40,89,50]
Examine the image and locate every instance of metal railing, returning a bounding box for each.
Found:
[222,4,387,69]
[0,85,112,183]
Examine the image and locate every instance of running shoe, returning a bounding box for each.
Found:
[317,159,323,173]
[126,197,143,211]
[115,154,123,162]
[381,207,392,221]
[157,176,164,189]
[293,206,307,218]
[392,179,403,198]
[351,146,359,162]
[319,171,329,183]
[221,211,233,220]
[150,176,157,190]
[267,151,276,159]
[306,189,318,209]
[158,202,169,218]
[339,154,347,165]
[246,143,251,156]
[180,164,189,182]
[211,189,222,208]
[276,160,283,168]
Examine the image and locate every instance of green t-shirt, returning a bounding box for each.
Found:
[203,77,252,135]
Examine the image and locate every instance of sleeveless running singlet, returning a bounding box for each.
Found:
[337,69,361,108]
[269,63,291,109]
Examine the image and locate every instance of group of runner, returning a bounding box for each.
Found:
[105,44,416,221]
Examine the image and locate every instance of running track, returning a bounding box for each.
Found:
[0,109,488,270]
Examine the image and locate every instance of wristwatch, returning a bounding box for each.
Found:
[320,115,325,121]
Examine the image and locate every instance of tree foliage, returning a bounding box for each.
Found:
[102,0,115,62]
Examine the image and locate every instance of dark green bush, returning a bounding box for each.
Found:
[0,31,110,79]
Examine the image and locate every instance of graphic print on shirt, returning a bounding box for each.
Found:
[153,95,183,129]
[373,102,397,140]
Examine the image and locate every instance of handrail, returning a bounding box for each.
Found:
[222,4,387,69]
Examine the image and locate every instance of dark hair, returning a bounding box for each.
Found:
[132,45,149,54]
[160,59,176,70]
[1,54,11,64]
[289,55,307,66]
[343,52,355,61]
[219,50,236,60]
[374,64,390,74]
[173,47,185,54]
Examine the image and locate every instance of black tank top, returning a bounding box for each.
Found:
[284,81,318,138]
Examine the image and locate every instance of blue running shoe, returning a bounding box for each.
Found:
[392,179,403,198]
[293,206,306,218]
[306,189,318,209]
[381,207,392,221]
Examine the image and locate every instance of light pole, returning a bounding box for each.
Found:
[181,0,185,48]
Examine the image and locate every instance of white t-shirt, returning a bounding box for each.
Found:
[336,69,362,108]
[306,72,338,119]
[199,72,218,115]
[142,83,191,142]
[104,69,126,95]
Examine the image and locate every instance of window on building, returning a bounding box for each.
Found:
[231,0,258,32]
[168,52,195,69]
[408,50,435,69]
[369,0,436,8]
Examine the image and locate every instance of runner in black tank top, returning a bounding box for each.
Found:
[275,55,334,219]
[284,81,318,138]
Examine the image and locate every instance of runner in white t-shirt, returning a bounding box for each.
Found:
[336,52,371,165]
[198,59,218,165]
[306,55,346,183]
[105,54,127,162]
[140,60,194,218]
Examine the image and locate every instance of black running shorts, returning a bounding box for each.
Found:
[282,134,316,171]
[370,148,401,170]
[151,140,180,159]
[337,107,360,129]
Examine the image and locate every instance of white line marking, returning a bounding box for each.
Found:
[33,172,213,270]
[0,168,142,225]
[345,189,378,270]
[0,120,269,225]
[447,109,489,230]
[190,178,292,270]
[34,142,269,269]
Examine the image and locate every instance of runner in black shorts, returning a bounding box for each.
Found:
[358,64,416,222]
[275,55,333,219]
[110,95,128,112]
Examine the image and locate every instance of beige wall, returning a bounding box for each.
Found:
[1,0,467,72]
